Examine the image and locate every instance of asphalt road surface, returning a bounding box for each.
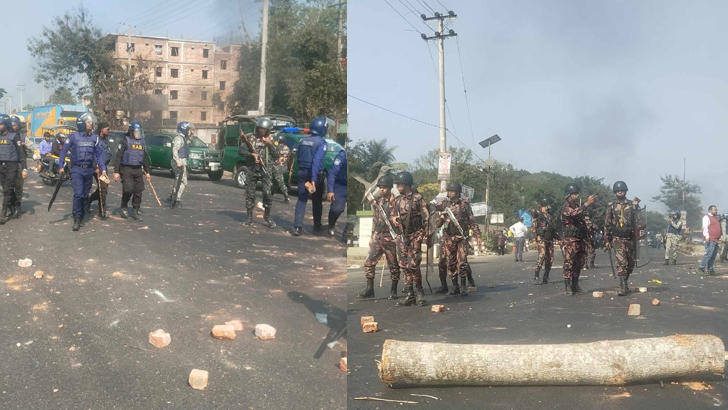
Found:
[347,244,728,409]
[0,171,346,409]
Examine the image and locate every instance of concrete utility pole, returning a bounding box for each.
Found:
[8,95,12,113]
[42,79,45,105]
[257,0,270,115]
[127,24,133,73]
[337,0,344,68]
[421,11,457,192]
[17,84,24,108]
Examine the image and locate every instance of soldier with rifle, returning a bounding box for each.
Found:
[359,175,401,300]
[389,172,429,307]
[436,182,481,297]
[583,214,598,269]
[270,134,291,204]
[167,122,192,210]
[604,181,642,296]
[561,183,598,295]
[532,198,558,285]
[665,210,683,265]
[239,117,279,228]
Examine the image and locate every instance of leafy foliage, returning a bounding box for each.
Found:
[47,87,77,105]
[651,174,703,229]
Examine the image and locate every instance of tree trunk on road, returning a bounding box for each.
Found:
[379,335,725,387]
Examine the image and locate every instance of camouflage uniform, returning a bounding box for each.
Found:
[241,136,279,217]
[560,201,589,281]
[583,218,598,269]
[393,192,428,289]
[719,219,728,263]
[532,210,556,283]
[665,219,683,263]
[271,143,291,202]
[437,198,481,294]
[363,195,401,282]
[604,200,637,278]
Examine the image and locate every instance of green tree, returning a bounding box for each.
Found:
[22,103,36,111]
[47,87,77,105]
[645,210,668,233]
[651,175,702,229]
[0,88,6,100]
[347,138,397,215]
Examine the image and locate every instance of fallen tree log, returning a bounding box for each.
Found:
[379,335,724,387]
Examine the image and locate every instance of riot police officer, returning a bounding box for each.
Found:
[168,122,192,209]
[326,149,346,238]
[58,113,108,231]
[0,114,27,224]
[87,122,112,218]
[113,121,150,221]
[292,117,328,236]
[10,116,30,216]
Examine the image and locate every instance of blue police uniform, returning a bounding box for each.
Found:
[294,135,327,230]
[327,149,347,237]
[59,131,106,220]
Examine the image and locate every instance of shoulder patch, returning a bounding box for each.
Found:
[333,158,341,166]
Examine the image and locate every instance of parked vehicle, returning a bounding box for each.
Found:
[27,105,88,137]
[146,132,222,180]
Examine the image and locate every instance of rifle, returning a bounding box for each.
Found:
[533,208,565,260]
[239,130,269,178]
[367,193,397,240]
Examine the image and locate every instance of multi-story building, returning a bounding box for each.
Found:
[106,34,241,132]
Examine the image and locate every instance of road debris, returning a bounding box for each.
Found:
[148,329,171,348]
[188,369,208,390]
[628,304,641,316]
[255,324,276,340]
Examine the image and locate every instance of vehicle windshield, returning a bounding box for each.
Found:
[190,136,208,148]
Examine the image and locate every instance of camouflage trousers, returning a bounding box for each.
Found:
[665,233,681,261]
[14,163,24,206]
[562,238,584,279]
[441,235,471,279]
[613,238,635,277]
[364,232,401,281]
[718,238,728,262]
[584,239,596,267]
[245,168,273,211]
[535,240,554,272]
[271,164,290,198]
[396,229,425,287]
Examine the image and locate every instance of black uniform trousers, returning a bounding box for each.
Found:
[0,162,19,209]
[120,165,145,209]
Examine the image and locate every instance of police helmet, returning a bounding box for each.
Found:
[613,181,628,193]
[57,132,67,140]
[177,121,194,137]
[376,174,394,188]
[309,117,328,137]
[394,171,414,186]
[0,114,10,130]
[671,210,681,218]
[128,121,143,139]
[10,116,20,127]
[446,182,462,194]
[565,183,581,195]
[76,112,98,132]
[256,117,273,131]
[539,197,551,206]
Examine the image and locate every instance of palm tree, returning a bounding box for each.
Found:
[360,139,396,173]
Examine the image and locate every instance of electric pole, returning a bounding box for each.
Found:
[17,84,24,109]
[257,0,270,115]
[421,11,457,192]
[42,79,45,105]
[8,95,13,114]
[127,24,133,73]
[337,0,344,68]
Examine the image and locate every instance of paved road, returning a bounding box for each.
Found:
[347,244,728,409]
[0,171,346,409]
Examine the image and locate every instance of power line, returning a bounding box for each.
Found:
[134,0,201,30]
[382,0,423,34]
[415,0,436,14]
[398,0,434,32]
[140,0,228,35]
[137,0,217,32]
[120,0,179,24]
[455,37,476,150]
[435,0,449,11]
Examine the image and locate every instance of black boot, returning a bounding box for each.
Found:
[672,259,677,265]
[120,207,128,219]
[264,209,276,228]
[590,262,596,269]
[564,278,573,295]
[13,203,22,218]
[467,271,476,288]
[84,197,92,213]
[446,278,460,295]
[0,207,9,224]
[357,278,375,299]
[571,277,584,294]
[292,227,303,236]
[415,282,428,306]
[434,275,448,294]
[460,277,468,297]
[396,285,416,306]
[617,277,628,296]
[284,195,290,204]
[72,217,81,231]
[328,227,335,237]
[533,269,542,285]
[543,266,552,284]
[664,259,669,265]
[246,209,255,226]
[388,281,399,299]
[132,208,143,222]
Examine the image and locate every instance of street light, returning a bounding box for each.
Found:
[479,134,501,233]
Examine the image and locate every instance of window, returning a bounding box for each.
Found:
[152,111,162,120]
[171,69,179,78]
[220,60,227,69]
[201,91,208,101]
[203,49,209,58]
[126,42,135,52]
[155,44,163,55]
[201,112,207,121]
[219,81,225,91]
[202,70,208,79]
[153,89,162,95]
[170,90,178,100]
[171,47,179,56]
[155,67,162,77]
[169,111,178,122]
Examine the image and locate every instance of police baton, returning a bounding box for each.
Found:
[146,176,163,207]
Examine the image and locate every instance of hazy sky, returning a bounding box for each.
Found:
[348,0,728,212]
[1,0,260,112]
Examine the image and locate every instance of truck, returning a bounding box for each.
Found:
[220,114,343,188]
[27,105,89,137]
[145,132,223,180]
